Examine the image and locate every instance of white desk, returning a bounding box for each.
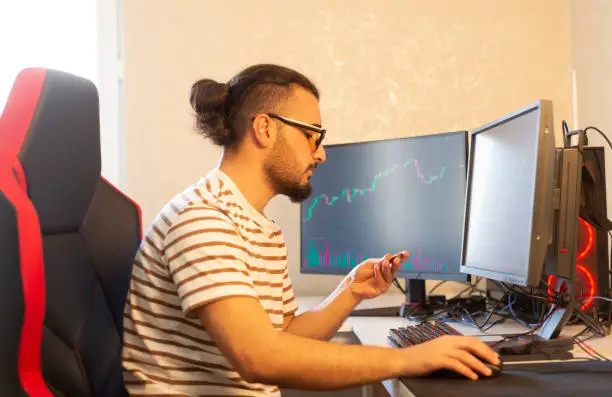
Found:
[296,294,612,397]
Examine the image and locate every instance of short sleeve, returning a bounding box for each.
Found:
[281,265,298,317]
[164,206,258,318]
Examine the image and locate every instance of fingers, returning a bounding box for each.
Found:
[455,337,501,366]
[381,251,409,281]
[367,251,411,286]
[381,259,394,284]
[440,357,479,380]
[390,257,402,277]
[373,261,382,282]
[447,349,493,378]
[390,251,409,266]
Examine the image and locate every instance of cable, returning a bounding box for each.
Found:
[392,277,406,294]
[447,284,477,301]
[440,291,509,333]
[573,333,606,361]
[507,297,543,328]
[574,308,607,337]
[584,126,612,151]
[485,281,575,344]
[428,281,446,295]
[562,120,570,148]
[479,290,510,329]
[568,327,600,360]
[585,296,612,304]
[489,306,557,348]
[495,281,558,305]
[575,333,610,362]
[487,281,554,329]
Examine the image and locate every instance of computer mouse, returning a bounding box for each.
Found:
[484,361,503,377]
[426,361,502,379]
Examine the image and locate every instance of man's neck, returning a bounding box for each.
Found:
[218,154,275,214]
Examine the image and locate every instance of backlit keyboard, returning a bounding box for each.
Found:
[388,320,463,347]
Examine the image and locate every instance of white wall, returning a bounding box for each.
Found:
[570,0,612,219]
[123,0,573,295]
[98,0,125,187]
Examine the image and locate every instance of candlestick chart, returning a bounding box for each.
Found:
[300,132,468,278]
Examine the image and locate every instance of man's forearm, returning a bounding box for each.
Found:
[285,277,360,340]
[253,330,411,389]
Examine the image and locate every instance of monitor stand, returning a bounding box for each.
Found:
[350,279,444,318]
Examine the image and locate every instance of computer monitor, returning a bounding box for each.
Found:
[300,130,469,310]
[301,131,468,281]
[460,100,556,287]
[460,99,582,342]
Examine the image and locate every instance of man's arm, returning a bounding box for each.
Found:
[283,254,405,340]
[198,296,500,389]
[283,276,360,340]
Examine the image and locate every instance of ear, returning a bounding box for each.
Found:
[251,114,276,149]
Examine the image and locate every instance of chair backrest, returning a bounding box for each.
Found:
[0,68,142,397]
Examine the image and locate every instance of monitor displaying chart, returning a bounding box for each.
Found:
[300,131,468,281]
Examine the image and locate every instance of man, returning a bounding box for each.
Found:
[122,64,500,396]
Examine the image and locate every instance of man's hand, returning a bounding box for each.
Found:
[348,251,409,300]
[402,335,501,380]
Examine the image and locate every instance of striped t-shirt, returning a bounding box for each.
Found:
[122,169,298,396]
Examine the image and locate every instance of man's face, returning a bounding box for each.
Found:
[264,86,326,203]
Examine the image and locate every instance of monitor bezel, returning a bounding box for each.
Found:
[299,130,469,282]
[460,100,556,287]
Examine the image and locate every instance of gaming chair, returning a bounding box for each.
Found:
[0,68,141,396]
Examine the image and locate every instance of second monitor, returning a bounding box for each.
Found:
[300,131,469,314]
[461,100,556,287]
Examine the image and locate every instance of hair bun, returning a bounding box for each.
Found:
[189,79,232,146]
[189,79,227,113]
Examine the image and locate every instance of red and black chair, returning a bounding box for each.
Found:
[0,68,141,396]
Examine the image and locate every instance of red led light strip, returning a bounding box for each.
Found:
[548,218,597,310]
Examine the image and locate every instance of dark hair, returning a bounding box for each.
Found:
[189,64,319,149]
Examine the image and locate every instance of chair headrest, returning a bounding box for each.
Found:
[4,68,102,234]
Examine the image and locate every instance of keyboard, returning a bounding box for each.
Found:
[388,320,463,347]
[389,321,575,362]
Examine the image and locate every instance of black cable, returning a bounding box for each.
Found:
[578,297,612,337]
[573,331,600,360]
[574,337,605,361]
[584,126,612,151]
[495,280,559,305]
[575,333,610,361]
[554,312,610,361]
[488,281,554,328]
[392,278,406,294]
[454,312,505,332]
[428,280,447,295]
[440,292,510,332]
[574,308,607,337]
[447,284,477,301]
[489,307,557,348]
[478,290,509,329]
[491,282,568,338]
[444,279,611,357]
[426,306,609,360]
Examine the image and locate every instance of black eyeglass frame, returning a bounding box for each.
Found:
[267,112,326,151]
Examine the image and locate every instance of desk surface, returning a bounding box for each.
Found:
[296,294,612,397]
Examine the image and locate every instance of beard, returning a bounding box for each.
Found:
[264,133,313,203]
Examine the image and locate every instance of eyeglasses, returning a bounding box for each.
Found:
[267,113,326,151]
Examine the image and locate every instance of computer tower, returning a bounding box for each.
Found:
[577,147,611,312]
